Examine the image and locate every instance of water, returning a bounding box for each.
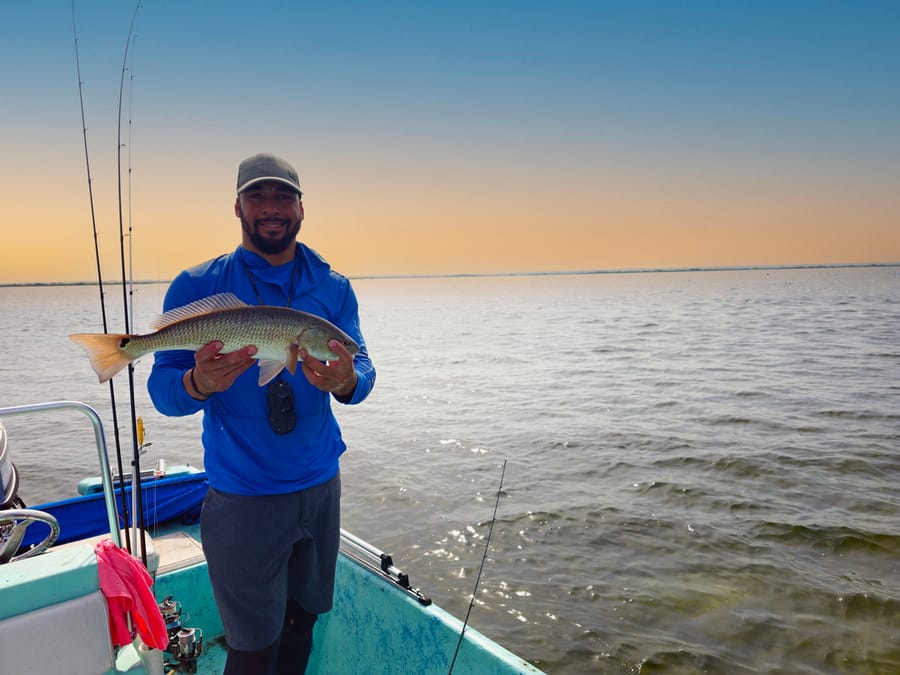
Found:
[2,267,899,674]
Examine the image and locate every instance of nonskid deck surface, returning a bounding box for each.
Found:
[144,523,224,673]
[113,521,544,675]
[186,636,229,674]
[148,529,205,575]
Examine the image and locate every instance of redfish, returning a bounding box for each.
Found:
[70,292,359,385]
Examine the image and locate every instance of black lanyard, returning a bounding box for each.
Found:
[239,250,299,307]
[239,249,301,434]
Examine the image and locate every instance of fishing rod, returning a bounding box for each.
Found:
[115,1,148,566]
[127,34,137,333]
[125,26,144,561]
[70,0,132,552]
[447,459,508,674]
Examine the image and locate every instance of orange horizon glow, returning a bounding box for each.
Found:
[3,162,897,285]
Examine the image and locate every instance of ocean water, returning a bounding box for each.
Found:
[2,266,899,674]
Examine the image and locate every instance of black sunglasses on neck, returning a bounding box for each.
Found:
[267,378,296,435]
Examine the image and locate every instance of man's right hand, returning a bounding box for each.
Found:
[186,341,258,399]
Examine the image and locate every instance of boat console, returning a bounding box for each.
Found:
[0,402,163,674]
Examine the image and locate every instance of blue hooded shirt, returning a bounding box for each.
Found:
[147,243,375,495]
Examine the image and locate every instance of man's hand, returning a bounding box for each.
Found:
[298,339,358,398]
[185,341,258,399]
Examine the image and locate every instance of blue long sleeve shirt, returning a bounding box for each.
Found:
[147,243,375,495]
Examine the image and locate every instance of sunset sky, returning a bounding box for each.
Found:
[2,1,899,284]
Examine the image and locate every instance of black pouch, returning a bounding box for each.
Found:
[267,378,297,435]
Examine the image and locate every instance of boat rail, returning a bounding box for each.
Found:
[0,401,121,548]
[339,528,431,605]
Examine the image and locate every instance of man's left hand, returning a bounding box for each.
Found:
[297,340,358,398]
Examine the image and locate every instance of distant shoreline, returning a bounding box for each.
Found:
[1,262,897,288]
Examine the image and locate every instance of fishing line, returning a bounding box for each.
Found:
[70,0,132,552]
[447,459,508,674]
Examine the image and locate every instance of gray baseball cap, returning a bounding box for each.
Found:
[236,153,302,195]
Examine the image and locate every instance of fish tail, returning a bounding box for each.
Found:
[69,333,135,383]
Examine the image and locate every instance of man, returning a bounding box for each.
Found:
[148,153,376,674]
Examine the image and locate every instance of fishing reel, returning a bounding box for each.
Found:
[159,596,203,672]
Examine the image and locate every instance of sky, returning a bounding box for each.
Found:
[1,1,899,284]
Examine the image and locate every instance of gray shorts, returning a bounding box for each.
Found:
[200,473,341,651]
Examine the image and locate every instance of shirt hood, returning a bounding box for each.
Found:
[236,243,333,299]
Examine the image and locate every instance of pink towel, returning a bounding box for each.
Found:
[95,538,169,650]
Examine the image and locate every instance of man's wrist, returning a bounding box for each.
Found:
[187,368,211,401]
[332,372,358,401]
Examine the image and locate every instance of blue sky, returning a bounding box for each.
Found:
[2,1,899,282]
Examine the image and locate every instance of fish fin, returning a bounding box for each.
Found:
[258,359,285,386]
[150,292,249,330]
[285,344,299,376]
[69,333,133,383]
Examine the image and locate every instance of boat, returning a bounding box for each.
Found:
[0,400,543,674]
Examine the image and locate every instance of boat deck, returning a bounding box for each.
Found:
[0,401,541,674]
[147,521,541,674]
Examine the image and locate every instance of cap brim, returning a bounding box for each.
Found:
[237,176,302,195]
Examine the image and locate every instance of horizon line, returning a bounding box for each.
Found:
[1,261,898,288]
